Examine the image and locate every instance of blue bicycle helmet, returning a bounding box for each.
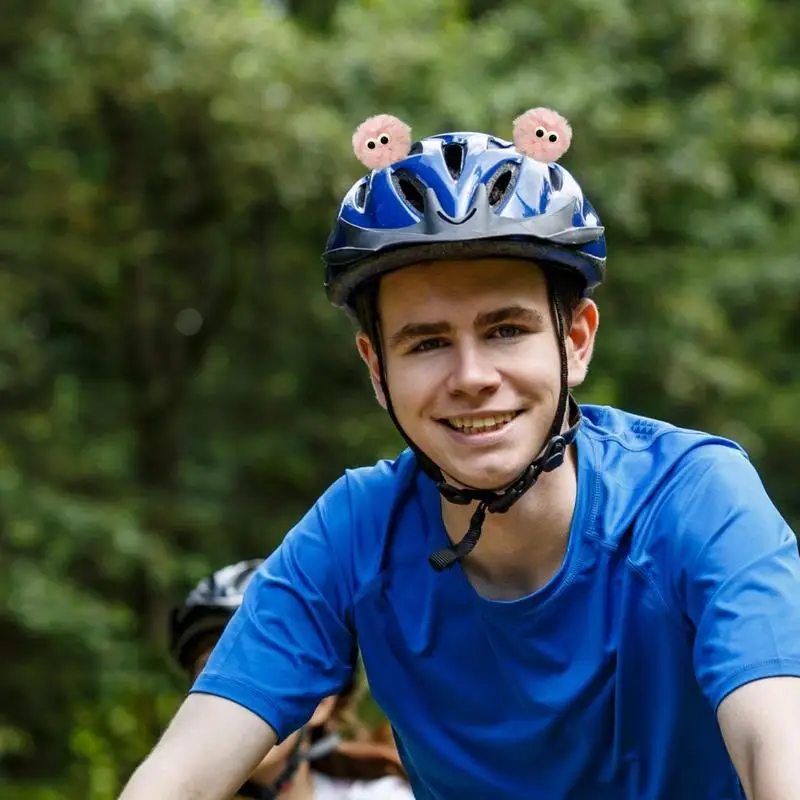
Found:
[170,559,262,672]
[324,108,605,310]
[323,108,607,571]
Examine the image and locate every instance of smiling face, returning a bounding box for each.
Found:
[357,258,598,490]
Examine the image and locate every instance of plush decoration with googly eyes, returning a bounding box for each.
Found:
[352,114,412,170]
[512,107,572,163]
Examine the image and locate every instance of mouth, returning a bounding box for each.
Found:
[438,410,522,435]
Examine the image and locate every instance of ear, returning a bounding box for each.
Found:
[565,299,599,388]
[356,331,387,409]
[307,695,339,728]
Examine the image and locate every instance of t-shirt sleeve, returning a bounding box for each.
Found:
[190,475,357,740]
[665,443,800,711]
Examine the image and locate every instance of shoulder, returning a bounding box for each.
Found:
[600,414,793,598]
[581,402,766,526]
[340,448,420,510]
[308,448,419,543]
[650,439,789,569]
[579,403,737,459]
[579,404,794,601]
[314,448,417,505]
[578,404,750,543]
[275,449,421,593]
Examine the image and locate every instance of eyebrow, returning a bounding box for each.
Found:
[387,305,545,349]
[475,305,545,329]
[388,321,452,349]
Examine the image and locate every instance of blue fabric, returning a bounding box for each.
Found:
[193,405,800,799]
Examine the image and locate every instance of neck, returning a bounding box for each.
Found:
[440,443,579,600]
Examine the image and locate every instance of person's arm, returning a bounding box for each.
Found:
[120,474,359,798]
[119,693,277,800]
[663,443,800,799]
[717,676,800,800]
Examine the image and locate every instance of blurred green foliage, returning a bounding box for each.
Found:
[2,0,799,796]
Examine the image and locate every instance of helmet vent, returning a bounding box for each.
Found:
[548,164,564,192]
[487,164,518,208]
[408,140,424,156]
[354,180,368,211]
[442,142,466,179]
[392,169,427,214]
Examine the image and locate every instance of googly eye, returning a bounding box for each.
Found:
[535,127,546,138]
[379,134,390,145]
[366,138,377,150]
[548,132,559,143]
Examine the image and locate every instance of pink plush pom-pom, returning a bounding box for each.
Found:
[512,107,572,163]
[352,114,412,170]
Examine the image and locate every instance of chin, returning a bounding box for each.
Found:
[444,458,528,492]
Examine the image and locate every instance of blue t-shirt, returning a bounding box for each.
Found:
[193,405,800,799]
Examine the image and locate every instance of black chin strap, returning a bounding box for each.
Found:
[368,277,579,573]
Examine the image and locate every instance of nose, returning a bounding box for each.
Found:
[445,339,501,398]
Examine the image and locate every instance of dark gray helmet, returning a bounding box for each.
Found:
[169,559,261,672]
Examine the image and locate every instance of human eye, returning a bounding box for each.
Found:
[488,325,525,340]
[409,338,447,353]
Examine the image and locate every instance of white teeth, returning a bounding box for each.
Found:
[448,412,516,431]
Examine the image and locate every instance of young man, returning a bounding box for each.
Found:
[120,108,800,799]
